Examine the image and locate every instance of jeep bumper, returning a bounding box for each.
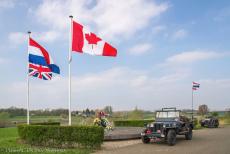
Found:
[141,132,165,138]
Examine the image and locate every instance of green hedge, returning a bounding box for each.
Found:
[17,124,104,148]
[30,122,60,125]
[114,119,154,127]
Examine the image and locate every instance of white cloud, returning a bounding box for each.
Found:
[152,25,166,34]
[172,29,188,40]
[33,31,61,43]
[201,79,230,88]
[8,31,61,45]
[32,0,169,41]
[128,43,153,55]
[196,79,230,110]
[1,67,189,110]
[8,32,27,45]
[91,0,169,40]
[0,58,7,64]
[32,0,71,30]
[165,50,226,65]
[1,67,229,110]
[0,0,15,9]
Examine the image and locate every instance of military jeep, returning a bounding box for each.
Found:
[200,116,219,128]
[141,108,193,146]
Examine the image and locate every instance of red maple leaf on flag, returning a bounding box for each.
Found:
[85,33,102,45]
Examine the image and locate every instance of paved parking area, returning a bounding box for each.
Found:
[97,125,230,154]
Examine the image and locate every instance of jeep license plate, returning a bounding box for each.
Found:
[141,133,145,136]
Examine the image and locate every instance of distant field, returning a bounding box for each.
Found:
[4,116,94,126]
[0,127,92,154]
[6,115,120,126]
[2,114,230,128]
[9,116,60,121]
[1,116,62,127]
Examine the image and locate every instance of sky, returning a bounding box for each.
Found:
[0,0,230,111]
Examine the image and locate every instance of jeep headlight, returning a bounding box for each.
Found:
[173,122,177,127]
[163,124,166,128]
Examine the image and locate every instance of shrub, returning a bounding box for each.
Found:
[193,118,203,130]
[211,112,219,117]
[30,122,60,125]
[193,118,198,126]
[17,124,104,148]
[114,119,154,127]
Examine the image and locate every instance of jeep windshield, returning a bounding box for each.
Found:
[156,111,180,118]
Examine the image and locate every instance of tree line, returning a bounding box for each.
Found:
[0,106,114,117]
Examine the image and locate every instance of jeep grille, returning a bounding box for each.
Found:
[152,123,163,132]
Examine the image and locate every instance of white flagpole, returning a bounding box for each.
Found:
[69,15,73,126]
[192,87,194,121]
[27,31,31,125]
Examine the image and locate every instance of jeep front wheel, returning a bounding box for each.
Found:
[185,127,192,140]
[167,129,176,146]
[142,136,150,144]
[215,121,219,128]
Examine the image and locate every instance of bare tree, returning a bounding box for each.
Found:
[198,104,209,115]
[104,106,113,116]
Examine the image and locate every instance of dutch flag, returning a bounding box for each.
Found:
[28,38,60,80]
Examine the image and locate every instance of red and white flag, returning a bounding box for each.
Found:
[71,20,117,57]
[192,82,200,90]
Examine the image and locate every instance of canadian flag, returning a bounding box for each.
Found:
[71,20,117,57]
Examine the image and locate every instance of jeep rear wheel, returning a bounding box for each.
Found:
[142,136,150,144]
[167,129,176,146]
[185,127,192,140]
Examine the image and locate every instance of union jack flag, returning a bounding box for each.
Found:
[29,64,52,80]
[28,37,60,80]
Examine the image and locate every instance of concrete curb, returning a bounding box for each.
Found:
[104,127,143,141]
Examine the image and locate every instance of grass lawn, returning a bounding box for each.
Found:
[0,127,92,154]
